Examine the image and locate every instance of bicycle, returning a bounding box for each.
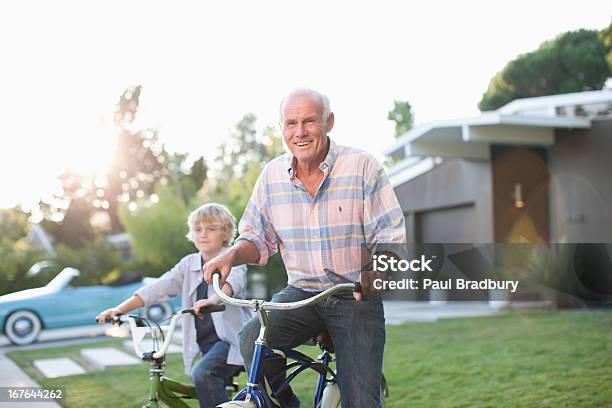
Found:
[210,272,389,408]
[104,306,243,408]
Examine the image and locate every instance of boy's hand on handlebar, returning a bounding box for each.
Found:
[96,307,123,324]
[203,251,233,285]
[193,299,218,318]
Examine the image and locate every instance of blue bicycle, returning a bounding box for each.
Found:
[211,272,389,408]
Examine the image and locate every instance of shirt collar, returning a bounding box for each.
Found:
[286,137,338,178]
[190,247,230,272]
[189,255,202,272]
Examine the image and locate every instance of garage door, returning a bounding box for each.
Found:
[416,203,477,243]
[415,204,488,301]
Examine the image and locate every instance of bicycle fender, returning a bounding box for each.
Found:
[215,402,256,408]
[321,382,341,408]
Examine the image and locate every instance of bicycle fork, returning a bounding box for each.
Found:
[144,368,163,408]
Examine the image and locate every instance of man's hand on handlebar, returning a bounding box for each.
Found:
[95,307,123,324]
[354,271,388,302]
[203,251,234,285]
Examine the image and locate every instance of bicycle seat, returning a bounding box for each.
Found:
[313,329,334,353]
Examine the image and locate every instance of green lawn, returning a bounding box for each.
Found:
[6,310,612,407]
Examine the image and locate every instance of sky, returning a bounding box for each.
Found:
[0,0,610,211]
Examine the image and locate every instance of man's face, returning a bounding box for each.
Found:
[282,95,334,165]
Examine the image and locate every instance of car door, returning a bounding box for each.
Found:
[51,283,122,328]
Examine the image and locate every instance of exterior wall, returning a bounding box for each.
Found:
[393,158,494,243]
[388,114,612,303]
[549,118,612,242]
[391,159,493,301]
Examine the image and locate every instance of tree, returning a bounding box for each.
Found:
[163,154,207,206]
[208,114,285,218]
[52,239,124,286]
[0,208,47,294]
[39,86,163,245]
[116,110,289,294]
[40,86,207,248]
[599,22,612,73]
[118,186,194,275]
[103,85,166,232]
[479,28,610,111]
[205,114,288,296]
[42,190,96,247]
[387,100,414,138]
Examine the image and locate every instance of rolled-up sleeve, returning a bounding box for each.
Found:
[225,264,247,298]
[134,259,185,307]
[363,157,407,247]
[237,169,279,265]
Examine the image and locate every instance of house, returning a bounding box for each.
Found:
[384,89,612,303]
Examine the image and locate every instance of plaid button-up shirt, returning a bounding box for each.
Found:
[238,138,406,292]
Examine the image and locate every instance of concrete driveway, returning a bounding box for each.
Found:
[0,324,118,406]
[0,324,107,348]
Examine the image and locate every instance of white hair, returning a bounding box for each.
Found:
[279,88,332,124]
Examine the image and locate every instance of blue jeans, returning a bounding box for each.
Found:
[239,285,386,408]
[191,340,242,408]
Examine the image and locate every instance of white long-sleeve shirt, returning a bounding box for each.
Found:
[135,251,251,375]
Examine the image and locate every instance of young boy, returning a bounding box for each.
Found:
[96,203,250,408]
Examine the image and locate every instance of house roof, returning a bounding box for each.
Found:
[384,90,611,160]
[498,89,612,116]
[384,89,611,186]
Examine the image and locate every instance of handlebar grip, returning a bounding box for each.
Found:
[182,305,226,315]
[200,304,226,313]
[102,314,123,323]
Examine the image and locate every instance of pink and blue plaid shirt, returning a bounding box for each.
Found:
[237,138,406,292]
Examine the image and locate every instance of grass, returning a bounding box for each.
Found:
[6,310,612,407]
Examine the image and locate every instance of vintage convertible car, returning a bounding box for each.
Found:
[0,266,181,345]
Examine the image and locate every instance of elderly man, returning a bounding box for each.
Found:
[205,88,405,407]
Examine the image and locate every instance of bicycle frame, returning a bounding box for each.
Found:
[212,273,354,408]
[143,352,197,408]
[107,307,225,408]
[231,342,338,408]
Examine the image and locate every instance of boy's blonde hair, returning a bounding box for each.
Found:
[186,203,236,247]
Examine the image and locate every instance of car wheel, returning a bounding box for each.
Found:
[144,302,173,323]
[4,310,42,346]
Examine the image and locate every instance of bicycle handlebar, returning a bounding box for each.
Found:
[104,306,225,360]
[211,271,361,311]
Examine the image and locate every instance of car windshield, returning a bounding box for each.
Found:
[46,269,76,291]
